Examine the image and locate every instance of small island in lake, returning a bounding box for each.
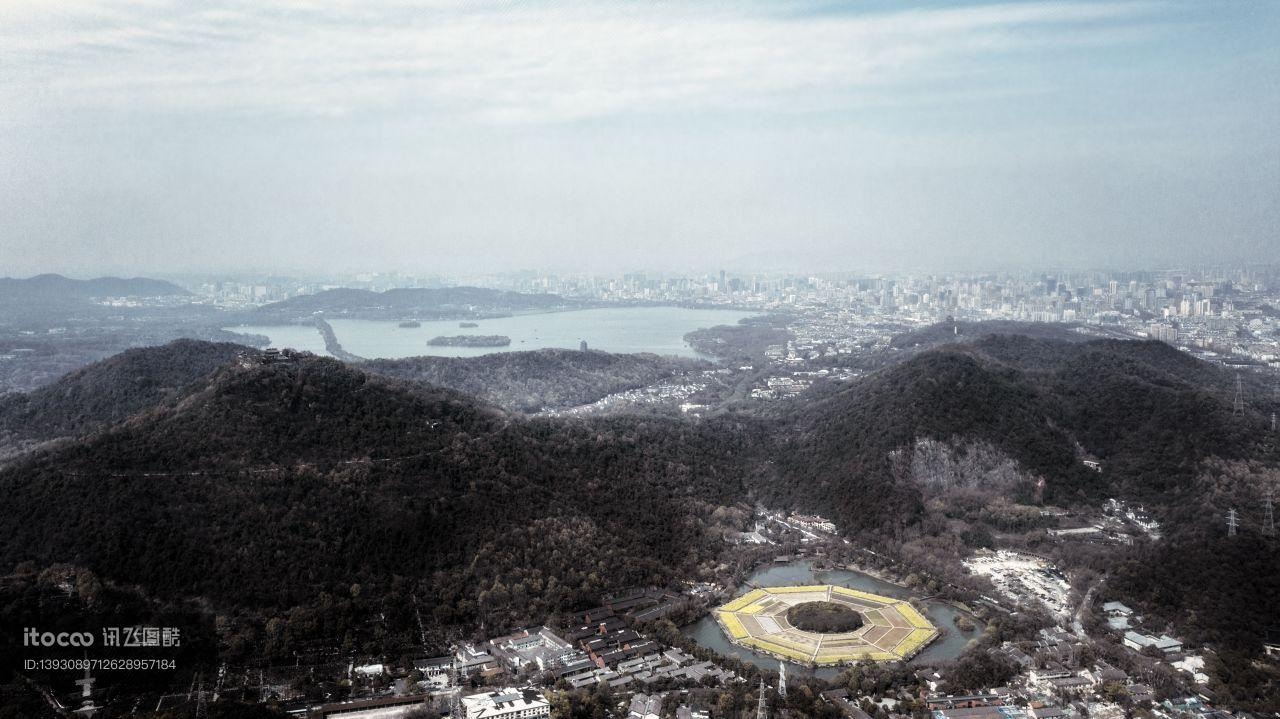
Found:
[428,334,511,347]
[398,321,421,328]
[459,322,479,328]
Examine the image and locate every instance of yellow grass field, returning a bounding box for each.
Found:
[718,589,767,613]
[894,602,934,629]
[764,585,830,593]
[716,612,751,640]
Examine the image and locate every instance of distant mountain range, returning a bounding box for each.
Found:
[0,273,189,301]
[0,326,1275,660]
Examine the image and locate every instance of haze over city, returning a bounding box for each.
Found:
[2,0,1277,277]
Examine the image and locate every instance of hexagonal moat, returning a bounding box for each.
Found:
[713,585,938,665]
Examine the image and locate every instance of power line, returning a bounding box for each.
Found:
[1264,490,1275,538]
[756,676,769,719]
[193,673,208,719]
[450,642,465,719]
[1233,372,1245,416]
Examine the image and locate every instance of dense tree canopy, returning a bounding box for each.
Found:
[0,331,1275,669]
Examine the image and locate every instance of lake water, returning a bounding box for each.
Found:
[226,307,757,360]
[683,560,977,678]
[225,324,333,356]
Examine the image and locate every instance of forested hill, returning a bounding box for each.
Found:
[0,275,190,319]
[764,334,1274,520]
[888,319,1089,351]
[763,347,1090,528]
[0,340,247,450]
[0,332,1273,639]
[966,332,1242,390]
[0,340,708,448]
[0,356,753,614]
[978,336,1271,496]
[365,349,704,412]
[247,286,581,322]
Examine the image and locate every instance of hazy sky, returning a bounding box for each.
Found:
[1,0,1277,276]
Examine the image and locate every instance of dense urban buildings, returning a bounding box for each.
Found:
[187,265,1280,369]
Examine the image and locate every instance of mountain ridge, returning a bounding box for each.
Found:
[0,329,1274,655]
[0,354,748,612]
[0,273,189,299]
[0,340,247,453]
[365,348,705,412]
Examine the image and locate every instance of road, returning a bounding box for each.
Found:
[766,513,826,542]
[1072,580,1099,639]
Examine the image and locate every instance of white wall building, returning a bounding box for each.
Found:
[462,688,550,719]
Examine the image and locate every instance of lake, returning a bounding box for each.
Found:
[683,560,978,678]
[225,323,333,356]
[226,307,757,360]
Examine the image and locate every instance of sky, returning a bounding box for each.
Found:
[1,0,1277,277]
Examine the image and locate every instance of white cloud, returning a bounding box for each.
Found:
[0,0,1164,125]
[9,1,1272,276]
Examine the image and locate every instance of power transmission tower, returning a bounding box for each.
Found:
[778,661,787,700]
[1264,490,1275,537]
[194,673,208,719]
[1233,373,1245,416]
[1273,377,1279,432]
[212,663,225,703]
[756,676,769,719]
[454,644,467,683]
[1227,508,1239,537]
[450,647,464,719]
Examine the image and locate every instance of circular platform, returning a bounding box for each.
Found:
[712,585,938,665]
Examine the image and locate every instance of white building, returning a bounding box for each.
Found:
[1102,602,1134,630]
[487,627,578,673]
[1101,601,1133,617]
[462,688,550,719]
[1123,631,1182,655]
[789,514,837,533]
[1171,655,1209,685]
